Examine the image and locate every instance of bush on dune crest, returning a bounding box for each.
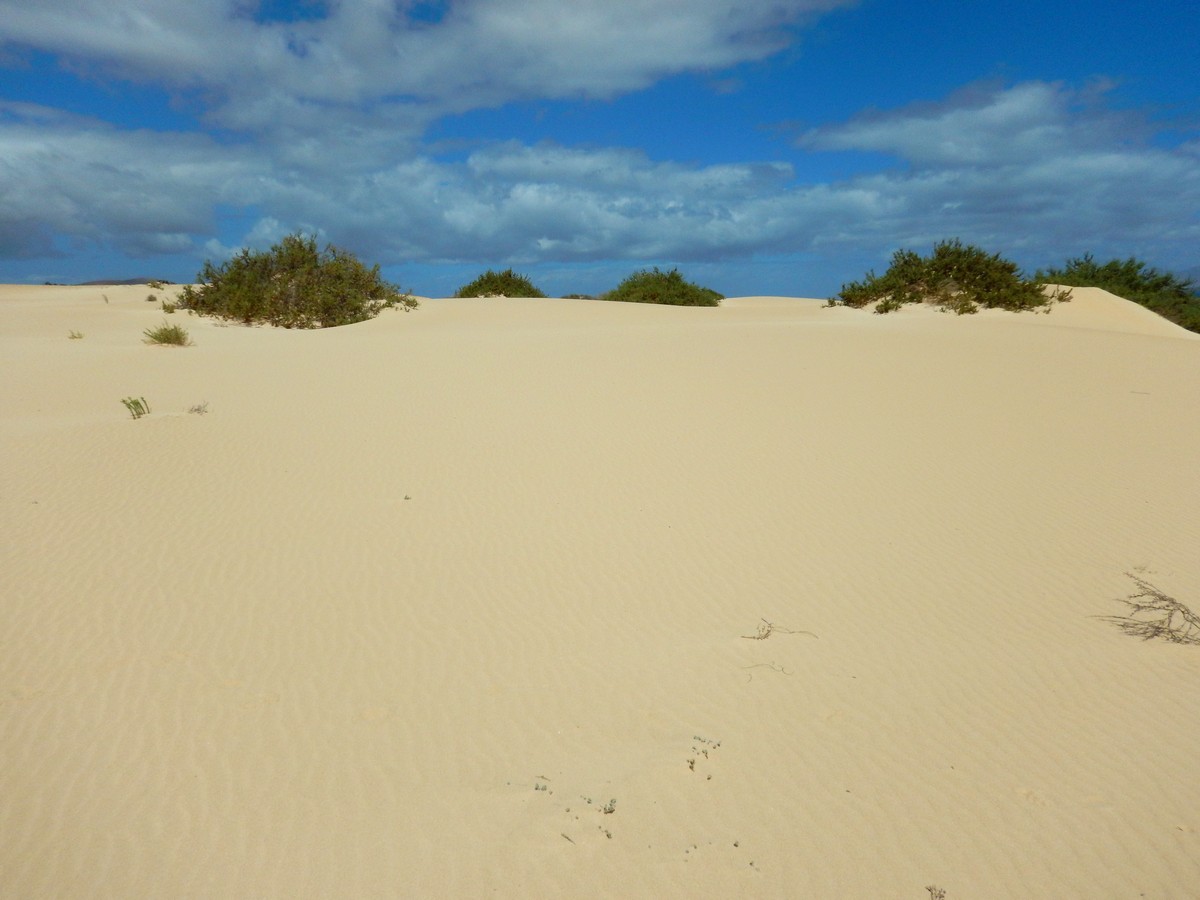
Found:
[1035,254,1200,334]
[831,239,1069,315]
[454,268,546,298]
[179,233,416,328]
[600,267,723,307]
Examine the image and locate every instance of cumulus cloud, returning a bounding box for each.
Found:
[1,0,1197,290]
[0,0,848,136]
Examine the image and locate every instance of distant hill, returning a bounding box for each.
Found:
[75,278,174,286]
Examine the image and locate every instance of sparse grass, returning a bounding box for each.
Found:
[146,293,158,303]
[1097,573,1200,644]
[454,268,546,298]
[188,401,209,415]
[143,320,192,346]
[600,267,723,306]
[161,299,177,313]
[68,330,84,340]
[121,396,150,419]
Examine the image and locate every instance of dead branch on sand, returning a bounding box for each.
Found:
[1096,573,1200,645]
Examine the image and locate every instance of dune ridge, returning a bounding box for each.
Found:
[3,285,1199,898]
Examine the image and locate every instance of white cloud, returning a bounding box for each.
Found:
[2,77,1198,285]
[0,0,850,136]
[799,79,1137,167]
[1,0,1197,295]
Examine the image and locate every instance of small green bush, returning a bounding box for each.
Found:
[599,267,723,307]
[144,320,192,346]
[179,233,416,328]
[454,268,546,298]
[1035,255,1200,334]
[832,239,1069,315]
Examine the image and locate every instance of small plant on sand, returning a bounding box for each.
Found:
[146,293,158,303]
[831,239,1069,315]
[454,268,546,298]
[179,232,416,328]
[161,299,177,313]
[1096,573,1200,645]
[68,330,84,340]
[121,396,150,419]
[143,320,192,346]
[926,887,947,900]
[600,267,723,306]
[147,279,166,289]
[1035,254,1200,334]
[188,401,209,415]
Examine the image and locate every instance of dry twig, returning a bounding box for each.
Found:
[1096,573,1200,645]
[741,618,817,640]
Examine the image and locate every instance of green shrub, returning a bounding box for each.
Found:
[1035,255,1200,334]
[143,320,192,346]
[179,233,416,328]
[454,268,546,298]
[832,239,1069,315]
[599,267,723,307]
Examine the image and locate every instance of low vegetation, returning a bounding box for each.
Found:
[179,233,416,328]
[143,320,192,346]
[68,330,83,340]
[1035,254,1199,334]
[831,239,1069,314]
[121,396,150,419]
[600,267,723,306]
[454,268,546,298]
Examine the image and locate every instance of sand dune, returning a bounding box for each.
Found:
[3,285,1199,898]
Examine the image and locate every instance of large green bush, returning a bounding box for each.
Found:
[832,239,1069,315]
[600,267,723,307]
[179,233,416,328]
[1035,255,1199,334]
[454,268,546,298]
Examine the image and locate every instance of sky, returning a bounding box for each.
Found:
[1,0,1197,297]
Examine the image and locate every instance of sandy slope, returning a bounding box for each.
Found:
[2,285,1199,898]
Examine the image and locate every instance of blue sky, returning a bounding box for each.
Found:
[1,0,1197,296]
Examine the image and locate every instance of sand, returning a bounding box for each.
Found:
[2,284,1199,898]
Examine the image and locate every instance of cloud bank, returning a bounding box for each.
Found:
[1,1,1197,291]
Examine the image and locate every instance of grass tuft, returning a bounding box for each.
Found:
[121,396,150,419]
[143,320,192,346]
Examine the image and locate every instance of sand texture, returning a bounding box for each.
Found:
[3,285,1199,898]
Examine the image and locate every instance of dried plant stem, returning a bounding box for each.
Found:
[1097,573,1200,645]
